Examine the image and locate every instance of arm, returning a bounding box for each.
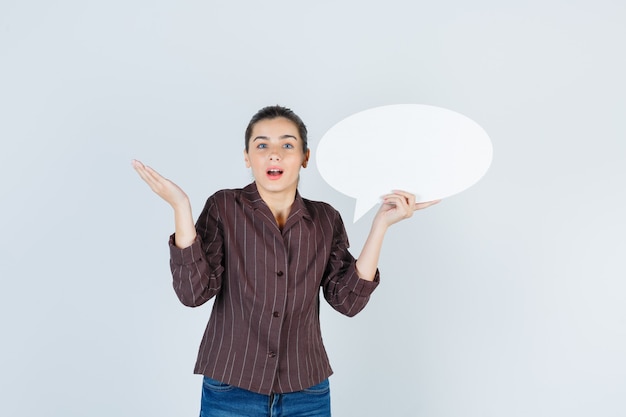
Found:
[322,193,439,317]
[132,159,224,306]
[322,211,379,317]
[169,198,225,307]
[355,191,440,281]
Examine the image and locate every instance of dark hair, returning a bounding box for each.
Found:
[244,105,308,154]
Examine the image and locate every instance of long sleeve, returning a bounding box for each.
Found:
[169,196,225,307]
[321,210,379,317]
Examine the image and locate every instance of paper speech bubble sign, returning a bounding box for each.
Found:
[316,104,493,222]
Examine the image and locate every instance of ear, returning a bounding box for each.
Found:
[302,149,310,168]
[244,149,251,168]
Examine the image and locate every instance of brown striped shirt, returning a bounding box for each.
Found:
[169,182,379,395]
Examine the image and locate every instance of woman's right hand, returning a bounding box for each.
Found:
[132,159,189,209]
[132,159,197,248]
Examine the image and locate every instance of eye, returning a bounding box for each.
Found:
[283,143,294,149]
[256,143,267,149]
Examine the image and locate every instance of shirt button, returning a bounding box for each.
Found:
[268,352,276,358]
[277,271,284,277]
[273,311,280,318]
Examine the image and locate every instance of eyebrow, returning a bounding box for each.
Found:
[253,135,298,141]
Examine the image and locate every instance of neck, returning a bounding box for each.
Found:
[256,185,297,229]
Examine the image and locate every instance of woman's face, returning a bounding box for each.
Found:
[244,117,310,199]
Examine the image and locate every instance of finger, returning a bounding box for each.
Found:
[382,194,407,206]
[413,199,441,210]
[132,159,153,180]
[131,159,145,169]
[143,164,163,178]
[132,160,164,180]
[391,190,416,201]
[132,161,156,183]
[141,165,171,191]
[384,190,416,207]
[134,168,162,193]
[383,193,412,209]
[132,161,153,183]
[383,195,412,216]
[132,161,166,193]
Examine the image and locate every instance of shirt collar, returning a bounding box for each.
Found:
[241,182,312,224]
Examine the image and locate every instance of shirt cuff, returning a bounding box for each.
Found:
[169,233,204,266]
[350,268,380,296]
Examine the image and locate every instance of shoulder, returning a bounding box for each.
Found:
[301,197,341,224]
[205,184,255,204]
[200,187,248,215]
[301,197,337,212]
[208,187,242,200]
[204,188,234,204]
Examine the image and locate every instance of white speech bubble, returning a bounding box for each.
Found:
[316,104,493,222]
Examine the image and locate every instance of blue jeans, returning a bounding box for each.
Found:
[200,376,331,417]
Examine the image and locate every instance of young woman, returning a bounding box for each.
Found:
[132,105,438,417]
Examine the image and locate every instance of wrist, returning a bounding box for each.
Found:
[370,218,389,237]
[171,195,191,212]
[373,210,391,228]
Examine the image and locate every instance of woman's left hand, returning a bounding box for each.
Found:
[375,190,440,227]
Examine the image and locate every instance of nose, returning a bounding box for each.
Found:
[269,146,282,161]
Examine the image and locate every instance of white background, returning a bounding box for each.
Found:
[1,1,625,416]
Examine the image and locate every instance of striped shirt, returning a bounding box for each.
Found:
[169,182,379,395]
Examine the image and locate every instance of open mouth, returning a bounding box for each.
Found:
[267,168,284,178]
